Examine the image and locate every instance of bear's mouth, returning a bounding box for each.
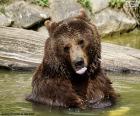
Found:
[71,57,88,75]
[75,67,87,75]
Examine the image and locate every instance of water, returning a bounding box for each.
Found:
[0,70,140,116]
[103,30,140,49]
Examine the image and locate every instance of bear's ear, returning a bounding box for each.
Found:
[75,9,90,21]
[44,19,58,35]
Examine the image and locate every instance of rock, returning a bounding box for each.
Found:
[48,0,84,22]
[92,8,137,36]
[39,0,137,36]
[0,27,140,73]
[5,1,49,28]
[123,1,140,25]
[0,13,12,26]
[89,0,109,13]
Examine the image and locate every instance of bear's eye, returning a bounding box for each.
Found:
[78,40,84,47]
[64,46,70,52]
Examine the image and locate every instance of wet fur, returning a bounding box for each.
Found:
[26,12,117,108]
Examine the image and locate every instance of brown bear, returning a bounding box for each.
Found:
[26,10,117,109]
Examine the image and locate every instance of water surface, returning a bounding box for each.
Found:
[0,71,140,116]
[103,30,140,49]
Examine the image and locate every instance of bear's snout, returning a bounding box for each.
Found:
[74,57,84,68]
[72,57,87,75]
[69,44,88,75]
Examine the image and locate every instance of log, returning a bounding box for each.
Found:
[0,26,140,73]
[0,26,47,71]
[102,43,140,73]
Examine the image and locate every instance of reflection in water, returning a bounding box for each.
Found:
[103,29,140,49]
[0,70,140,116]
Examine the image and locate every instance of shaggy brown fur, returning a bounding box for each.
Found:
[26,10,117,108]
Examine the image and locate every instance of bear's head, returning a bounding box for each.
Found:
[44,10,101,78]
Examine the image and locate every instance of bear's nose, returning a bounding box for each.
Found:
[74,57,84,67]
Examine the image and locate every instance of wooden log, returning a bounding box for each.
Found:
[0,26,140,73]
[0,26,47,71]
[102,43,140,73]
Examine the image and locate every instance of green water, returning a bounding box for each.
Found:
[103,30,140,49]
[0,71,140,116]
